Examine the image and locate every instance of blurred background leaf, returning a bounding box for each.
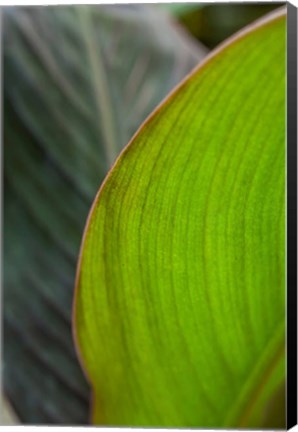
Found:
[0,397,18,425]
[158,3,204,17]
[163,2,284,48]
[3,5,206,424]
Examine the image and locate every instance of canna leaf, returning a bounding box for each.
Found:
[3,5,206,424]
[74,8,286,428]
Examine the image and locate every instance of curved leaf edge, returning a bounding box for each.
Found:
[72,6,286,425]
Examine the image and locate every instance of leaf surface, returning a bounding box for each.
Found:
[3,5,206,424]
[74,9,286,428]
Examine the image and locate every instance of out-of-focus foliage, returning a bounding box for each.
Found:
[0,397,18,425]
[3,5,206,424]
[166,2,285,48]
[158,3,203,16]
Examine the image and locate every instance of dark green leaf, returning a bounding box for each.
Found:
[3,5,206,424]
[158,3,204,17]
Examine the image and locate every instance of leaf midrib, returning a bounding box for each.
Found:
[79,7,119,166]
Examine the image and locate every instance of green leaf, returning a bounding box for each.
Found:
[74,8,286,428]
[3,5,206,424]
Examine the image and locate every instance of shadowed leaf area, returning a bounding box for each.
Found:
[74,9,286,428]
[3,5,206,424]
[163,2,285,48]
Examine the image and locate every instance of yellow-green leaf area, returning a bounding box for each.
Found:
[74,9,286,428]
